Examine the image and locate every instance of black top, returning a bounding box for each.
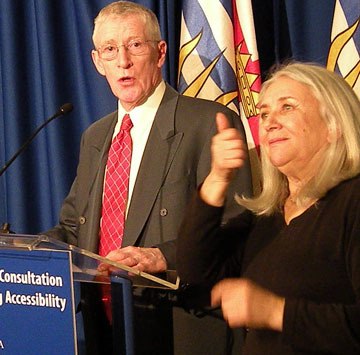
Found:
[177,175,360,354]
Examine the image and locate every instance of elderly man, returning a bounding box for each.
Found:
[45,1,252,354]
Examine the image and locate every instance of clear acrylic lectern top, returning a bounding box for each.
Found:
[0,233,179,290]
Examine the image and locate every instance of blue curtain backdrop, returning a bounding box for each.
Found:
[2,0,350,234]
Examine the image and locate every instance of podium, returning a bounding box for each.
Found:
[0,233,179,354]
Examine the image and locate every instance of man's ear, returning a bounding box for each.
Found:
[91,49,106,76]
[157,40,167,68]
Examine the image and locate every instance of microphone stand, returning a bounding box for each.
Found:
[0,103,74,232]
[0,103,73,177]
[0,223,12,234]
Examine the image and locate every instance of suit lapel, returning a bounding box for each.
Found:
[81,112,117,249]
[123,85,182,246]
[88,113,117,197]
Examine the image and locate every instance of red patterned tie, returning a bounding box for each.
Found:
[99,114,133,256]
[99,114,133,323]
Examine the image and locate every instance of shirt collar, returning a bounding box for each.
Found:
[117,81,166,126]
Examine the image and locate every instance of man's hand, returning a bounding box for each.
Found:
[99,246,167,274]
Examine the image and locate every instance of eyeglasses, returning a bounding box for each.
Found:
[96,40,158,61]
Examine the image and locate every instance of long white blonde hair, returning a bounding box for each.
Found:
[237,62,360,215]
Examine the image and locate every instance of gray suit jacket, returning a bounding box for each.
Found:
[45,84,252,269]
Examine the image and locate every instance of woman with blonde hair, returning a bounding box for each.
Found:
[177,62,360,354]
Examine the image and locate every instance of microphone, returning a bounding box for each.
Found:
[0,103,74,176]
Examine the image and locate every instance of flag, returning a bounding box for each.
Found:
[327,0,360,98]
[178,0,262,189]
[281,0,359,96]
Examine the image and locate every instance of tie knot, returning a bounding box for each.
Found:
[120,114,133,131]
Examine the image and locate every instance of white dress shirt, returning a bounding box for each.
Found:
[112,81,166,216]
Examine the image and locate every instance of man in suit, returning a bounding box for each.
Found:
[44,1,252,354]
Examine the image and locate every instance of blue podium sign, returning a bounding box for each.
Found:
[0,249,76,354]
